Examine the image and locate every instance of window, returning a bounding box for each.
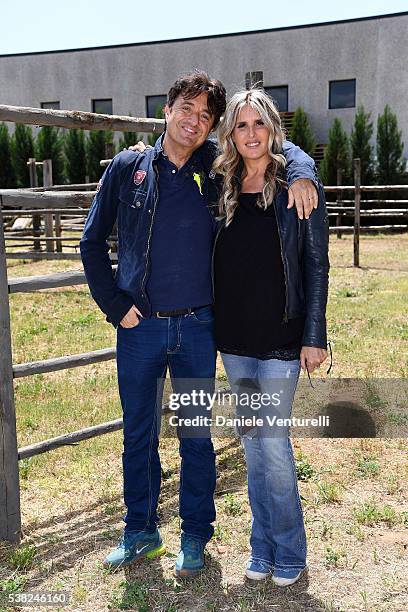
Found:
[146,95,167,119]
[41,101,60,110]
[264,86,288,112]
[92,99,113,114]
[329,80,356,109]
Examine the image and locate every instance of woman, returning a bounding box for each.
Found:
[213,89,329,586]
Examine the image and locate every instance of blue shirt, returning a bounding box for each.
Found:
[146,151,215,311]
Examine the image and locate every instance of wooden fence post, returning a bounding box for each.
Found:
[354,158,361,267]
[336,168,343,239]
[43,160,55,253]
[28,158,41,252]
[0,202,21,544]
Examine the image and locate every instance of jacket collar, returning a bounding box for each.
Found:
[153,133,165,159]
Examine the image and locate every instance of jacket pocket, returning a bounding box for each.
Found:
[119,190,147,235]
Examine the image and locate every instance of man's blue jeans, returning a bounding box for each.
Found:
[221,353,307,573]
[116,306,216,543]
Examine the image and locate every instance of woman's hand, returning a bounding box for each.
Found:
[288,179,318,219]
[300,346,327,373]
[120,305,143,328]
[126,141,149,152]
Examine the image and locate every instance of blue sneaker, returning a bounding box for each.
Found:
[245,557,273,581]
[272,567,304,586]
[175,534,206,577]
[103,529,165,569]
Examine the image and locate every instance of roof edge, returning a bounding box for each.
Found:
[0,11,407,58]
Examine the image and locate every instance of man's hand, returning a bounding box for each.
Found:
[127,141,149,153]
[288,179,318,220]
[120,305,143,328]
[300,346,327,374]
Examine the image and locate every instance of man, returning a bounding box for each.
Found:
[80,70,318,577]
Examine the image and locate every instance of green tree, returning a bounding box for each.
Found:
[289,107,315,156]
[86,130,114,182]
[148,105,165,146]
[0,123,16,187]
[119,113,141,150]
[36,125,65,184]
[319,118,350,185]
[350,106,374,184]
[376,105,406,184]
[11,123,34,187]
[119,130,142,150]
[64,129,86,184]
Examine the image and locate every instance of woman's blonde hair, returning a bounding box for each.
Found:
[213,88,287,225]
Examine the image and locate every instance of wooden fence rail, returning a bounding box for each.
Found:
[2,209,90,215]
[12,348,116,379]
[0,190,95,208]
[8,270,88,292]
[0,104,165,134]
[18,419,124,461]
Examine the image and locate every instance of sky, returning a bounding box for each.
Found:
[1,0,407,55]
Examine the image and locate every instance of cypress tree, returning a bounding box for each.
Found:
[119,130,141,150]
[350,106,374,185]
[0,123,16,187]
[64,129,86,184]
[289,107,315,156]
[86,130,114,182]
[11,123,34,187]
[376,105,406,184]
[36,125,65,184]
[319,118,350,185]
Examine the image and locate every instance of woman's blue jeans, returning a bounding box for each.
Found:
[221,353,307,573]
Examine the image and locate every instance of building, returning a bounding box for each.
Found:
[0,11,407,156]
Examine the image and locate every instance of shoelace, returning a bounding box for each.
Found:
[305,341,333,389]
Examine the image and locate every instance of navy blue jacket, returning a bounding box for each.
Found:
[80,136,321,328]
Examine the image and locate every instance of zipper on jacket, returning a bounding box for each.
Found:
[140,162,159,301]
[272,197,289,323]
[211,221,224,300]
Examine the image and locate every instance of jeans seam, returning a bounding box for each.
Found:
[249,556,274,567]
[168,360,183,538]
[286,363,307,555]
[143,363,166,531]
[274,563,306,569]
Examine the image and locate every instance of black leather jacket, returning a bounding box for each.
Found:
[213,179,330,349]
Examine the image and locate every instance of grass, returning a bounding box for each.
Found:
[7,544,37,571]
[314,481,342,504]
[324,545,346,568]
[223,493,242,517]
[108,580,149,611]
[295,453,316,481]
[0,234,407,611]
[352,502,400,527]
[354,455,381,478]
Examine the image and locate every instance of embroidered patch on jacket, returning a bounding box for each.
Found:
[209,169,216,179]
[134,170,147,185]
